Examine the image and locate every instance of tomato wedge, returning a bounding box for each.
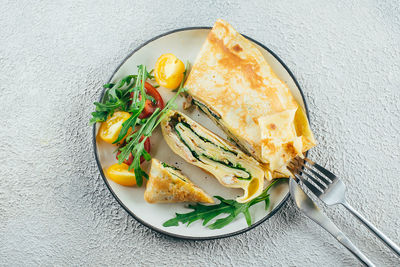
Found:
[130,82,164,119]
[116,135,151,165]
[98,111,132,144]
[106,163,136,186]
[154,54,185,90]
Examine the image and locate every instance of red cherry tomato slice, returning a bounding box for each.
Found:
[130,82,164,119]
[116,136,151,165]
[144,82,164,107]
[140,99,157,119]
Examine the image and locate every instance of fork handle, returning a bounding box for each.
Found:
[342,201,400,257]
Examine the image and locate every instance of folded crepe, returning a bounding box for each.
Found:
[184,19,316,177]
[144,158,213,204]
[161,110,266,203]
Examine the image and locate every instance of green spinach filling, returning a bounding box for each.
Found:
[170,172,187,182]
[161,162,180,171]
[180,121,237,156]
[171,116,251,180]
[161,162,187,182]
[193,99,221,121]
[193,99,249,156]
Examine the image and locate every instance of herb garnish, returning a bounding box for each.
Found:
[177,121,236,156]
[161,162,180,171]
[91,63,189,187]
[173,121,251,180]
[163,180,277,229]
[89,75,137,124]
[116,63,190,186]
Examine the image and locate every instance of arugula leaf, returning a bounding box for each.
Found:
[89,110,108,124]
[147,69,154,79]
[92,62,188,187]
[163,180,277,229]
[161,162,180,170]
[116,62,190,186]
[89,74,137,124]
[103,83,115,89]
[113,65,151,144]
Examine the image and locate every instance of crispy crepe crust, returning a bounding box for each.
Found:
[144,159,214,204]
[184,19,316,174]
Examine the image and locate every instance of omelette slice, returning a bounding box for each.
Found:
[184,19,316,176]
[161,110,267,203]
[144,158,213,204]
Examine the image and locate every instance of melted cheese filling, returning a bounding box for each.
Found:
[162,110,267,203]
[175,122,250,181]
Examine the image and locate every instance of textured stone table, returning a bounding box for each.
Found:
[1,0,399,266]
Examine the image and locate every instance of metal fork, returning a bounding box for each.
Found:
[289,157,400,257]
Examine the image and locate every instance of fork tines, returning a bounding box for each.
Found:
[287,157,337,197]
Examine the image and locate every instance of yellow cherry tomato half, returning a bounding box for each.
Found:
[106,163,136,186]
[98,111,131,144]
[154,53,185,90]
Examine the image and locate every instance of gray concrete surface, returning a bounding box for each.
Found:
[1,0,399,266]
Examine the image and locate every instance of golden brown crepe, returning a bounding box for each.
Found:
[161,110,266,203]
[144,158,214,204]
[184,19,316,176]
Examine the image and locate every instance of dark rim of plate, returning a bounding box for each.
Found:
[92,27,310,240]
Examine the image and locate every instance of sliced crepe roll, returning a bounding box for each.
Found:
[184,19,316,176]
[144,158,214,204]
[161,110,266,203]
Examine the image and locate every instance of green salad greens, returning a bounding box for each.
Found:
[91,63,189,186]
[163,180,277,229]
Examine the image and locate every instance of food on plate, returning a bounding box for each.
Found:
[136,82,164,119]
[91,62,189,186]
[106,163,137,186]
[144,159,214,204]
[184,19,316,177]
[116,64,188,186]
[164,180,277,229]
[91,19,317,232]
[161,110,266,203]
[154,53,185,90]
[90,74,138,125]
[115,135,151,165]
[98,111,132,144]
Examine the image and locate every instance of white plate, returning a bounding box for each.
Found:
[93,27,309,239]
